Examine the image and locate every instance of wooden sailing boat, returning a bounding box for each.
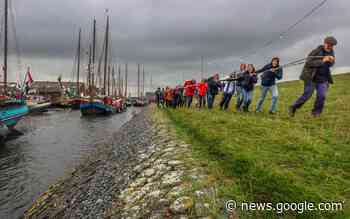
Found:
[133,64,147,107]
[0,0,28,136]
[68,28,88,109]
[111,64,126,113]
[124,63,132,106]
[25,67,52,114]
[80,16,115,116]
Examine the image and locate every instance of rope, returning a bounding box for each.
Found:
[240,0,329,60]
[279,55,326,69]
[220,56,327,81]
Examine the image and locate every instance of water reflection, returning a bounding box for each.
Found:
[0,108,138,218]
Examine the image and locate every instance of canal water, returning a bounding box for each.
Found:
[0,108,139,218]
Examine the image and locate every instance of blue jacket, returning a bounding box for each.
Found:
[236,71,245,87]
[256,64,283,87]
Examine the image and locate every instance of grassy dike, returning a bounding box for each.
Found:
[161,73,350,219]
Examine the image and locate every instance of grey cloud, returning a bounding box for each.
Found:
[2,0,349,89]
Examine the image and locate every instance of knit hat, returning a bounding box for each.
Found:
[324,36,337,46]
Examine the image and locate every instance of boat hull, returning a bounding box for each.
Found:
[0,101,29,129]
[28,102,51,114]
[80,102,115,116]
[69,98,88,110]
[0,122,9,141]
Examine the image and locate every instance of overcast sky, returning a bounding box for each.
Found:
[1,0,349,90]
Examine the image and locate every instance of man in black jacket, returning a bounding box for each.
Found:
[207,74,221,109]
[155,87,161,107]
[289,36,337,117]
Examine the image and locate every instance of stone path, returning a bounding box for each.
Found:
[24,109,155,218]
[24,107,225,219]
[108,110,222,218]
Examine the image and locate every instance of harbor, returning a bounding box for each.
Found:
[0,1,156,217]
[0,107,140,218]
[0,0,349,218]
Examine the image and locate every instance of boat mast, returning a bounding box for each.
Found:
[118,64,121,96]
[77,28,81,96]
[103,15,109,95]
[112,65,115,97]
[124,63,128,98]
[92,18,96,88]
[115,64,118,96]
[142,65,145,98]
[3,0,8,94]
[88,44,92,95]
[120,74,124,98]
[97,55,102,90]
[107,65,111,96]
[201,56,204,80]
[137,64,140,99]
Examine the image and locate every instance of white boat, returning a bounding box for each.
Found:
[27,96,51,114]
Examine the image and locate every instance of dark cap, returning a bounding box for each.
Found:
[324,36,337,46]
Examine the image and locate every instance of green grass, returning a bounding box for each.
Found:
[163,73,350,219]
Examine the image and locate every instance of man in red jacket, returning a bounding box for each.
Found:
[184,79,196,108]
[197,79,208,108]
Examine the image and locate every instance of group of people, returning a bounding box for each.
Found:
[155,36,337,117]
[154,75,222,110]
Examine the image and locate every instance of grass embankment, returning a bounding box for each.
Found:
[164,73,350,219]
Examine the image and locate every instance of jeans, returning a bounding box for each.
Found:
[156,96,161,107]
[256,85,279,113]
[186,96,193,108]
[220,93,233,110]
[207,93,216,109]
[236,86,244,110]
[166,100,171,107]
[241,89,253,111]
[198,95,205,108]
[292,81,329,115]
[172,95,180,108]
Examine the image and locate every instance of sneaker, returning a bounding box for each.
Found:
[288,106,296,117]
[269,111,276,115]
